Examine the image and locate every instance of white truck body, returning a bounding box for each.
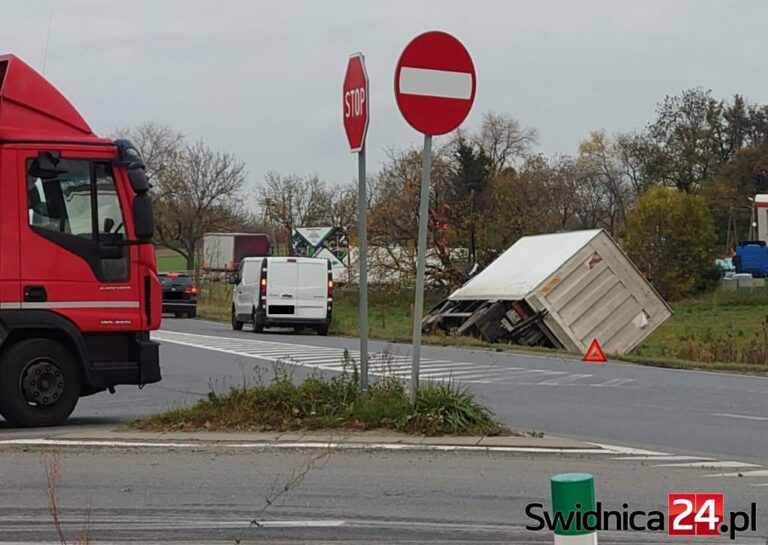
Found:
[449,229,672,355]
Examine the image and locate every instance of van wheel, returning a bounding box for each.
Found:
[0,339,81,427]
[252,311,264,333]
[315,324,329,336]
[231,308,244,331]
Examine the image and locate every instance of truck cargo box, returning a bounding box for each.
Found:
[203,233,271,271]
[424,229,672,355]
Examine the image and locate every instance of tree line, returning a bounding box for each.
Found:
[120,87,768,300]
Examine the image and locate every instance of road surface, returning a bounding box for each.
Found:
[3,317,768,465]
[0,444,764,544]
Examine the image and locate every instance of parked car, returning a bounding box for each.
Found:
[159,272,197,318]
[230,257,333,335]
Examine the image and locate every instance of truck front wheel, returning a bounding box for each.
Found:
[0,339,81,427]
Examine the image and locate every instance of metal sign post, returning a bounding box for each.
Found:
[343,52,370,389]
[410,134,432,404]
[394,31,476,404]
[357,144,369,389]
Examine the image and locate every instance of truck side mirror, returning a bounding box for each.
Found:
[132,193,154,240]
[127,168,150,193]
[228,273,240,285]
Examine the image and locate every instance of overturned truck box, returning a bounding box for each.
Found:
[423,229,672,355]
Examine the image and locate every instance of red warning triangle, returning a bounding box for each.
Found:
[583,339,607,363]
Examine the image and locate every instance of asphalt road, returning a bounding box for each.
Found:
[3,317,768,464]
[0,445,765,544]
[144,318,768,464]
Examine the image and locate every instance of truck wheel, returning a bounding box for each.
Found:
[315,324,329,336]
[0,339,81,427]
[231,308,244,331]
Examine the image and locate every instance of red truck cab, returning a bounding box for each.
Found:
[0,54,161,427]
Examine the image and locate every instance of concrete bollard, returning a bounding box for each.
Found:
[551,472,598,544]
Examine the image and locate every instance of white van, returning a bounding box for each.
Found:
[230,256,333,335]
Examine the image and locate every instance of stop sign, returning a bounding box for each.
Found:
[343,52,369,153]
[394,31,476,136]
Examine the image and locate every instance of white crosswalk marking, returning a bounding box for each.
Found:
[153,330,635,388]
[613,451,766,483]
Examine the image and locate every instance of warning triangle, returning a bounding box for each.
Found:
[583,339,607,363]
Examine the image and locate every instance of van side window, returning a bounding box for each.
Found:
[243,262,260,284]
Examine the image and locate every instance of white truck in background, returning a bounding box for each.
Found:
[202,232,271,272]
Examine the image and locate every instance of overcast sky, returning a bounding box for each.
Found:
[3,1,767,202]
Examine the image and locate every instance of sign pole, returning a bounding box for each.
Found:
[358,144,369,390]
[410,133,432,405]
[342,51,370,391]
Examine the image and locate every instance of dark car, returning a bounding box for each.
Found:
[159,272,197,318]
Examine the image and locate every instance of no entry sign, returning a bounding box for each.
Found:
[343,52,369,153]
[394,31,476,136]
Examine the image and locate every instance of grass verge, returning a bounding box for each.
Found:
[130,356,510,437]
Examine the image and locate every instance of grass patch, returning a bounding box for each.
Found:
[156,249,187,272]
[197,281,233,322]
[633,288,768,368]
[130,355,509,436]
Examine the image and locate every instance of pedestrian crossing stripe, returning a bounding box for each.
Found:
[153,330,634,389]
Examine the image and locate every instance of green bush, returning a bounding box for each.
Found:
[625,186,718,300]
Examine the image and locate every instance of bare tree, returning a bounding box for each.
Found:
[257,173,330,253]
[576,131,632,233]
[472,112,538,175]
[115,124,250,271]
[154,140,249,270]
[113,122,184,183]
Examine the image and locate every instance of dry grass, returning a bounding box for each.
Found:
[42,451,91,545]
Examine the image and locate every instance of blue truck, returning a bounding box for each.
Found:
[734,241,768,277]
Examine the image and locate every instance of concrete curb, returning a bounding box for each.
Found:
[0,429,667,455]
[45,430,590,449]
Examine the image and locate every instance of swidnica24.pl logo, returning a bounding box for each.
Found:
[525,493,757,540]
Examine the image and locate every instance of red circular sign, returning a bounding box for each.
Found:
[394,31,476,136]
[343,53,369,152]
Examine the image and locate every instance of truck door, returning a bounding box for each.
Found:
[296,259,327,319]
[266,259,298,318]
[18,150,142,333]
[234,259,259,316]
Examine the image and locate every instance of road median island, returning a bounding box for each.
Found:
[128,359,512,437]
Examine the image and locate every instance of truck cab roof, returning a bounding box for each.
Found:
[0,53,111,145]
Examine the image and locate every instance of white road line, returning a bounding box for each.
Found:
[588,443,669,456]
[713,412,768,421]
[154,331,631,388]
[654,461,761,469]
[592,378,634,388]
[0,438,616,455]
[614,455,715,461]
[706,469,768,478]
[538,374,593,386]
